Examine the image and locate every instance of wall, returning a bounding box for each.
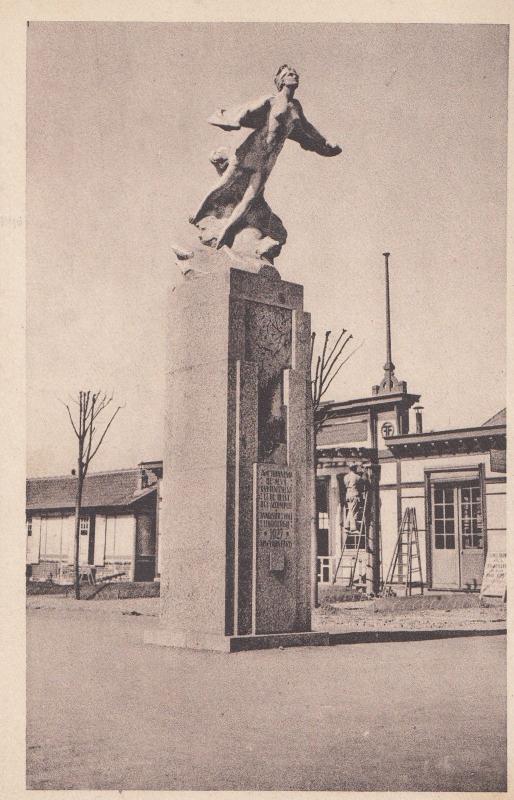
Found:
[316,448,506,591]
[94,514,136,581]
[26,511,137,583]
[380,451,507,589]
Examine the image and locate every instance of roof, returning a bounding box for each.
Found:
[384,424,506,458]
[482,408,506,427]
[319,391,421,416]
[27,468,157,511]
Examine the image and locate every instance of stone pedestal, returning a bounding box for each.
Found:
[144,259,324,651]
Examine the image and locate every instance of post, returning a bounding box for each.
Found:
[74,457,83,600]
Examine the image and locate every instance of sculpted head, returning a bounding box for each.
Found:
[274,64,299,91]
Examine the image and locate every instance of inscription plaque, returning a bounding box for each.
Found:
[255,464,295,550]
[253,464,297,633]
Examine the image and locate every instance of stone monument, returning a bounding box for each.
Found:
[145,65,341,651]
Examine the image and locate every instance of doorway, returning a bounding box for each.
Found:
[430,478,485,590]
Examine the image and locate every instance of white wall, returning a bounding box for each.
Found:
[379,461,397,485]
[378,487,398,582]
[399,453,490,483]
[400,489,427,582]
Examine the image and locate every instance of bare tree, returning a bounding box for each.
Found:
[62,391,122,599]
[309,330,362,607]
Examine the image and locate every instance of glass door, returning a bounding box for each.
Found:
[459,483,484,590]
[431,481,485,589]
[431,485,459,588]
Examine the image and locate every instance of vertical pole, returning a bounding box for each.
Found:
[384,252,392,369]
[382,252,396,390]
[312,433,319,608]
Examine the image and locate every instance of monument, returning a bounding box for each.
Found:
[145,65,342,651]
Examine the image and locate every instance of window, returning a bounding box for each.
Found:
[461,485,483,549]
[316,480,328,514]
[80,516,90,536]
[317,557,332,583]
[433,487,455,549]
[318,511,329,530]
[26,518,32,537]
[317,527,329,557]
[345,530,366,550]
[432,480,484,551]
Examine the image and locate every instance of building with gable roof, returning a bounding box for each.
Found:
[26,461,162,583]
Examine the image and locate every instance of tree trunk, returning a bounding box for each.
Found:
[74,465,83,600]
[311,431,319,609]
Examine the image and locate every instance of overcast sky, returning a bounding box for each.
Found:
[27,21,507,476]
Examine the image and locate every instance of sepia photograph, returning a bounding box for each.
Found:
[19,14,508,793]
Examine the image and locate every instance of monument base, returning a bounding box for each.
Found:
[144,627,329,653]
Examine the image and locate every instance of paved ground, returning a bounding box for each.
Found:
[27,600,506,791]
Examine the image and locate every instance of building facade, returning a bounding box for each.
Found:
[316,373,506,594]
[26,462,162,583]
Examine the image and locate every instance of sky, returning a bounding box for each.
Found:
[26,21,508,476]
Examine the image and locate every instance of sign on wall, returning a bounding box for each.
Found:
[490,448,506,473]
[480,550,506,598]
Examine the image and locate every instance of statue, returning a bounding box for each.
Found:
[189,64,342,264]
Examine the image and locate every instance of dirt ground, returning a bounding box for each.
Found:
[26,598,506,791]
[26,593,507,633]
[315,598,506,633]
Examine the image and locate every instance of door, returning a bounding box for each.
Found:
[459,483,485,589]
[79,516,90,564]
[431,485,459,588]
[431,481,485,589]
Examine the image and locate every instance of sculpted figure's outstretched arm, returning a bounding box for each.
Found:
[289,100,342,157]
[207,95,272,132]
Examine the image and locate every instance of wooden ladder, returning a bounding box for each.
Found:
[383,507,424,596]
[332,489,369,587]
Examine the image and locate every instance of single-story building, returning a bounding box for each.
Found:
[26,461,162,583]
[316,365,506,593]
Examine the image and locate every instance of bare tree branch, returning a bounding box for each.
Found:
[321,334,353,387]
[317,331,331,404]
[320,340,364,400]
[324,328,346,370]
[58,399,80,438]
[87,405,122,463]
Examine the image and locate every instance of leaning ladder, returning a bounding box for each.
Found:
[383,507,424,596]
[332,489,369,587]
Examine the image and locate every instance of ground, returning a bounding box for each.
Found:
[27,597,506,791]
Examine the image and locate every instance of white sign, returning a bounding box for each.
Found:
[480,551,506,598]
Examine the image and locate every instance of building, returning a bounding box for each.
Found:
[26,461,161,583]
[316,388,506,593]
[315,255,506,594]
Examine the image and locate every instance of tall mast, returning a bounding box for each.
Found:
[383,251,394,387]
[372,251,406,396]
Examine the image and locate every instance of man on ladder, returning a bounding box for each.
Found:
[332,463,370,588]
[343,463,368,537]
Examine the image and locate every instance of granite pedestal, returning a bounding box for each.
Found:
[145,257,324,651]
